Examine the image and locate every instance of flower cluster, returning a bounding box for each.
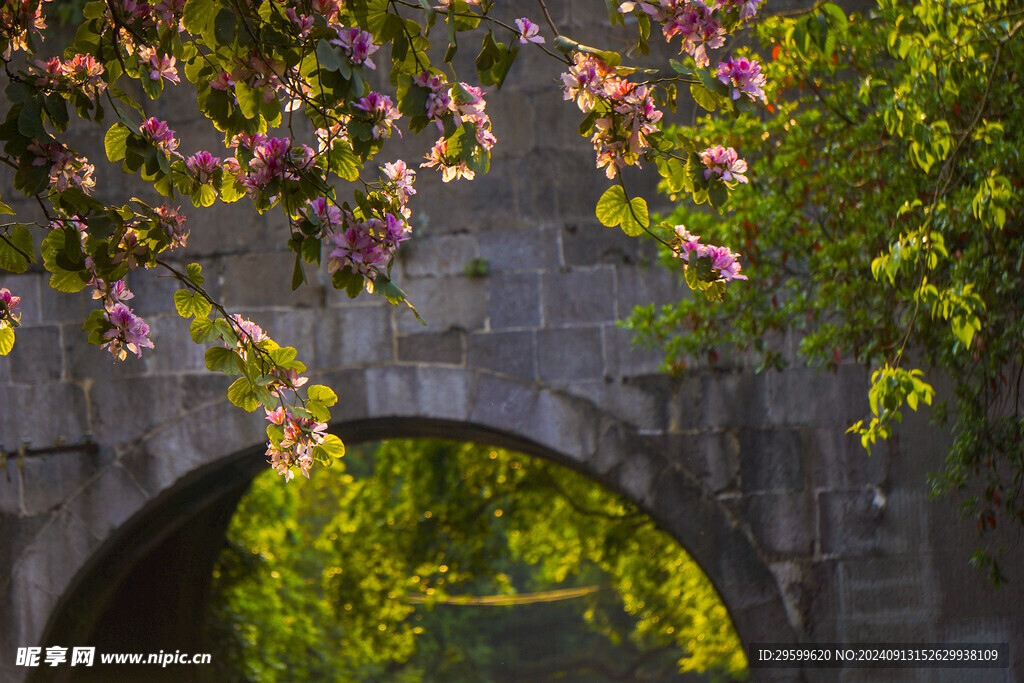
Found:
[185,150,221,184]
[32,53,106,99]
[561,54,664,179]
[225,134,315,197]
[155,204,188,249]
[138,45,178,84]
[672,226,747,281]
[382,160,416,208]
[325,209,411,277]
[0,288,21,326]
[716,56,766,103]
[330,26,379,70]
[140,117,179,155]
[1,0,48,58]
[700,145,748,183]
[620,0,762,67]
[419,78,496,182]
[265,407,327,481]
[28,142,96,193]
[101,299,155,360]
[354,92,401,140]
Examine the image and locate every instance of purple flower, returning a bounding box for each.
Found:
[0,288,21,316]
[140,117,178,155]
[700,145,748,183]
[672,226,747,282]
[331,26,379,69]
[716,56,767,103]
[355,92,401,139]
[304,197,343,229]
[185,150,221,183]
[101,303,154,360]
[515,17,545,44]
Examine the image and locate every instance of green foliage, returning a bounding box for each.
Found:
[624,0,1024,580]
[206,440,747,681]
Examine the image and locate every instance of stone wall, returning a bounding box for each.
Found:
[1,2,1022,681]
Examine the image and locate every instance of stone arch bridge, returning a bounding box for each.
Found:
[1,3,1021,681]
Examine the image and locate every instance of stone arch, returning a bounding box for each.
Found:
[23,364,796,677]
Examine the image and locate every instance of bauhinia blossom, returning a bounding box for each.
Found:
[515,17,545,44]
[716,56,767,103]
[700,145,748,183]
[0,288,21,324]
[672,226,747,282]
[101,302,154,360]
[140,117,179,155]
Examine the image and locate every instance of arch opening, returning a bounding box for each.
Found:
[35,416,796,682]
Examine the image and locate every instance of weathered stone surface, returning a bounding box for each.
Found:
[535,326,604,381]
[397,330,464,364]
[466,330,535,379]
[7,326,61,383]
[540,266,616,325]
[487,272,541,329]
[738,428,807,493]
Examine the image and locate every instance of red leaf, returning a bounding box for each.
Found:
[772,44,781,60]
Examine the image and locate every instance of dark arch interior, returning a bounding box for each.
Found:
[34,417,790,682]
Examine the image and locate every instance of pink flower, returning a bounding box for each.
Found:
[382,160,416,204]
[155,204,188,248]
[331,26,379,69]
[354,92,401,139]
[700,145,747,183]
[0,288,21,316]
[101,303,154,360]
[672,226,747,282]
[147,53,179,84]
[304,197,343,229]
[185,151,221,183]
[514,17,545,44]
[716,56,766,103]
[209,71,235,90]
[140,117,179,155]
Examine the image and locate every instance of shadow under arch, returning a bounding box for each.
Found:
[35,413,797,681]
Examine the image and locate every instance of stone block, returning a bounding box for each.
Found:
[64,322,141,382]
[220,251,323,308]
[809,426,889,490]
[91,376,183,447]
[180,373,234,407]
[601,324,665,379]
[769,365,870,426]
[738,428,807,493]
[259,308,318,364]
[143,312,208,376]
[487,272,541,329]
[0,383,89,448]
[615,262,688,313]
[19,447,115,516]
[394,276,487,334]
[8,326,61,383]
[701,371,773,429]
[662,430,741,494]
[742,491,815,557]
[541,266,616,325]
[567,376,668,432]
[316,368,370,424]
[560,222,647,267]
[37,284,94,325]
[535,326,603,382]
[412,365,473,423]
[466,330,535,379]
[468,373,541,438]
[819,488,929,557]
[400,233,479,278]
[478,227,561,272]
[397,330,464,364]
[314,304,394,368]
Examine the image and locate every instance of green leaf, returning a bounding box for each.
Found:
[307,384,338,406]
[104,122,131,162]
[595,185,629,227]
[174,289,213,318]
[186,262,205,285]
[314,434,345,461]
[48,269,89,293]
[0,225,34,273]
[0,326,13,355]
[227,376,260,411]
[206,346,245,375]
[690,82,718,112]
[620,196,649,237]
[190,317,218,343]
